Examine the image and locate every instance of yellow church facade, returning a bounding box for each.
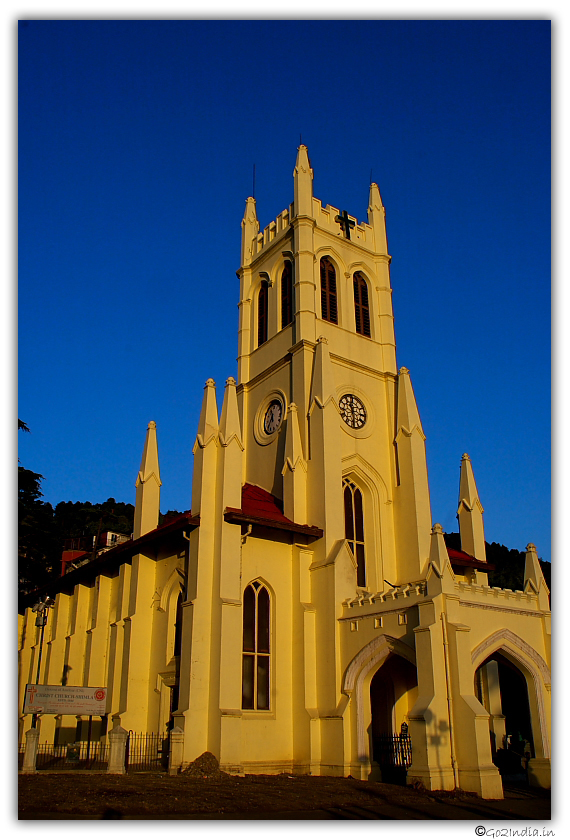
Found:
[18,146,550,798]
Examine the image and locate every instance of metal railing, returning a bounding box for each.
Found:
[374,734,413,768]
[33,740,109,770]
[125,732,169,772]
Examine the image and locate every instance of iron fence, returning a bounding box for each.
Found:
[33,740,109,770]
[125,732,169,772]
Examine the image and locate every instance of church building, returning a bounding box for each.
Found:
[18,146,551,798]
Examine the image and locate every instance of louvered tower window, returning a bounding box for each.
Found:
[258,280,268,346]
[343,479,366,587]
[281,261,293,328]
[320,257,338,324]
[242,581,270,710]
[353,272,371,337]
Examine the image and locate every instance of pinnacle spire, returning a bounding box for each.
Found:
[133,420,162,539]
[396,367,424,437]
[368,181,388,254]
[457,453,486,561]
[195,378,219,448]
[524,543,550,610]
[282,402,307,524]
[219,376,242,447]
[241,196,259,267]
[309,336,337,411]
[293,144,314,216]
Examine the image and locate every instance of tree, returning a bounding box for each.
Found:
[18,465,60,594]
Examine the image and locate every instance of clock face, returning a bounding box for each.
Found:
[264,399,283,435]
[339,394,367,429]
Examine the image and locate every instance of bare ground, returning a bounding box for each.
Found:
[18,770,551,821]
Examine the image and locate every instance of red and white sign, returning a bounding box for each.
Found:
[23,685,107,716]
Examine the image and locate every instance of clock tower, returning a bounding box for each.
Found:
[235,144,432,589]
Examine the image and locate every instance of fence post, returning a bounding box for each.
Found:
[168,726,184,775]
[21,727,40,774]
[107,724,129,774]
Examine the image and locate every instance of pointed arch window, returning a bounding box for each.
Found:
[281,261,293,329]
[343,479,366,587]
[320,257,338,324]
[242,581,270,710]
[353,272,371,337]
[258,280,268,346]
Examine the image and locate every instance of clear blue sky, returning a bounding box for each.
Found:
[18,20,551,561]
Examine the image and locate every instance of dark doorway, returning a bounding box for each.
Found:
[369,654,417,784]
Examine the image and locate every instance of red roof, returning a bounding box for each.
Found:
[447,547,494,571]
[224,484,323,538]
[240,483,289,523]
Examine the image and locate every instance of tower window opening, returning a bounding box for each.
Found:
[281,261,293,328]
[343,479,366,587]
[353,272,371,337]
[258,280,268,346]
[242,582,270,710]
[320,257,338,324]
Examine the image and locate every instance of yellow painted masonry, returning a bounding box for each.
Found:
[19,146,550,796]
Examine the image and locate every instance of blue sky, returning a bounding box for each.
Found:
[18,20,551,560]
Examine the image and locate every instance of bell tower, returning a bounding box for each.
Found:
[235,145,431,587]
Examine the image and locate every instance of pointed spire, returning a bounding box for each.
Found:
[367,182,388,254]
[195,378,219,450]
[396,367,425,438]
[524,543,550,610]
[309,336,337,411]
[293,144,314,217]
[219,376,242,448]
[192,379,219,517]
[241,196,259,267]
[457,453,486,562]
[282,402,307,523]
[133,421,162,539]
[428,523,451,577]
[393,366,431,581]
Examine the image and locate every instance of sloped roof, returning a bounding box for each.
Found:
[224,484,323,538]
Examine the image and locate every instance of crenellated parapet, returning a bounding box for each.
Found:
[311,198,376,250]
[454,579,546,613]
[250,205,293,258]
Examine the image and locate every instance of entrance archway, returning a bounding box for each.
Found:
[369,654,418,783]
[475,652,534,781]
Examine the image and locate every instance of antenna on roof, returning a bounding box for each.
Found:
[252,164,256,200]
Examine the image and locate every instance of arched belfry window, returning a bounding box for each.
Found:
[320,257,338,324]
[258,280,268,346]
[353,272,371,337]
[242,581,270,710]
[343,479,366,587]
[281,261,293,329]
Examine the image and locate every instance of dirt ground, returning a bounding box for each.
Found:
[18,757,551,821]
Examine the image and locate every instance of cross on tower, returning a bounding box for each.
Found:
[335,210,355,240]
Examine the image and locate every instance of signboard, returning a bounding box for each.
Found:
[23,685,107,716]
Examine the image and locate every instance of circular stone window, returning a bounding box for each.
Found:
[339,394,367,429]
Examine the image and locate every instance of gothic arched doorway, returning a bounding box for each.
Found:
[369,654,418,783]
[475,652,534,781]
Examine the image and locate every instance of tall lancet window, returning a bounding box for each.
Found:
[242,581,270,710]
[320,257,338,324]
[281,261,293,328]
[353,272,371,337]
[258,280,268,346]
[343,479,366,587]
